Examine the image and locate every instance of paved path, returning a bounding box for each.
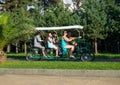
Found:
[0,74,120,85]
[1,68,120,77]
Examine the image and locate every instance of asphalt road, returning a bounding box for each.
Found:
[0,74,120,85]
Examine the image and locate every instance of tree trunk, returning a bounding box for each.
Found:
[16,42,19,53]
[24,41,27,54]
[94,38,98,54]
[104,41,108,53]
[7,44,11,53]
[117,41,119,53]
[0,49,6,64]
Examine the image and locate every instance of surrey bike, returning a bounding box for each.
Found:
[26,25,95,61]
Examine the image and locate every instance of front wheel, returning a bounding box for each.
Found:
[81,53,95,62]
[26,52,41,61]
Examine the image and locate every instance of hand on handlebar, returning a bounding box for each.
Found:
[70,37,75,40]
[78,36,82,38]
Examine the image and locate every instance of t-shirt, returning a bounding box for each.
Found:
[34,35,42,47]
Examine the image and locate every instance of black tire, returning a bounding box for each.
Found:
[81,53,95,62]
[26,52,34,61]
[26,52,41,61]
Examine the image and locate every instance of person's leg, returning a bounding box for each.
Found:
[34,46,47,57]
[40,46,47,57]
[54,46,58,56]
[64,45,75,57]
[55,44,61,53]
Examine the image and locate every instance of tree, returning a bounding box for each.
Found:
[11,7,34,54]
[0,13,18,63]
[104,1,120,53]
[36,3,76,27]
[1,0,33,12]
[78,0,108,54]
[0,0,35,54]
[0,13,17,49]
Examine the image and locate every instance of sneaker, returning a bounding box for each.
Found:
[43,56,48,58]
[70,55,75,59]
[55,56,60,58]
[59,52,62,55]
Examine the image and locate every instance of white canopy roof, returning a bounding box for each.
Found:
[36,25,83,30]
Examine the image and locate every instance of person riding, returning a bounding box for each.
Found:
[61,31,75,58]
[67,31,82,46]
[46,32,59,57]
[34,31,47,57]
[52,32,59,44]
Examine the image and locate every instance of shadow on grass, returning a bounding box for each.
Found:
[6,54,81,62]
[6,53,120,62]
[7,53,26,61]
[96,54,120,59]
[94,54,120,62]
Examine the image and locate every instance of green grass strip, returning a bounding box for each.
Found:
[0,53,119,70]
[0,61,120,70]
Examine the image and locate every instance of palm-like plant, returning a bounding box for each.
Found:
[0,13,11,63]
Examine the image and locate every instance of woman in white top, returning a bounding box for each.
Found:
[34,32,47,57]
[46,32,59,57]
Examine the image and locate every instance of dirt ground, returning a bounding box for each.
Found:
[0,74,120,85]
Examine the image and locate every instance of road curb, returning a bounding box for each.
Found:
[0,68,120,77]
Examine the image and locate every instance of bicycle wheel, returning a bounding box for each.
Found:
[81,53,95,62]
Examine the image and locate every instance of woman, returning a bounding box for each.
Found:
[46,32,59,57]
[61,31,75,58]
[34,32,47,57]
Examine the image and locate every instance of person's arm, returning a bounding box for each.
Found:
[52,38,55,43]
[63,36,74,42]
[36,36,43,43]
[69,36,82,40]
[48,37,53,43]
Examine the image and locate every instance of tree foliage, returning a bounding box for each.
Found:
[0,0,119,53]
[0,0,35,50]
[79,0,107,39]
[0,13,17,49]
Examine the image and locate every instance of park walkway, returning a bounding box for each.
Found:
[0,74,120,85]
[0,68,120,85]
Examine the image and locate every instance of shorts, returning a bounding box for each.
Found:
[48,43,56,49]
[34,45,44,49]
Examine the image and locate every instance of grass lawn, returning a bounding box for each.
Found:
[0,53,119,70]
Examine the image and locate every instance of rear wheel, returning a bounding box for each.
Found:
[81,53,95,62]
[26,52,35,61]
[26,52,41,61]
